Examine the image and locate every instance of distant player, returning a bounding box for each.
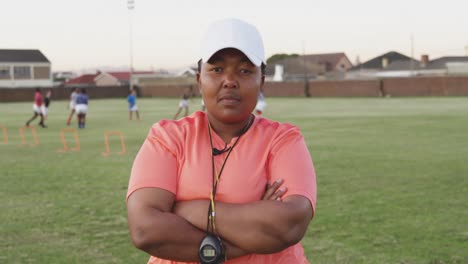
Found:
[201,98,206,111]
[173,88,191,119]
[25,88,47,128]
[66,88,78,126]
[75,88,89,129]
[255,91,267,115]
[127,88,140,121]
[43,89,52,119]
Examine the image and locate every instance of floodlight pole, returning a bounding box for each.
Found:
[410,34,414,77]
[302,41,310,97]
[128,0,135,90]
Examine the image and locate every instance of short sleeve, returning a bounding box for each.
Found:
[126,125,179,201]
[269,128,317,214]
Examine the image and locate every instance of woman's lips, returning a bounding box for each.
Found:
[218,96,240,106]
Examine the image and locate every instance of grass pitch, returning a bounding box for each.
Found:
[1,97,467,263]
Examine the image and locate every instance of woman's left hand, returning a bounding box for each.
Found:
[262,179,287,201]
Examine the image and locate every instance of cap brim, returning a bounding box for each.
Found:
[202,47,263,67]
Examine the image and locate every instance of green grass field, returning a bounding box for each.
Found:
[1,97,467,264]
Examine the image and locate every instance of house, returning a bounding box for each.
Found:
[130,70,198,87]
[176,67,197,77]
[0,49,53,88]
[53,71,77,86]
[427,56,468,76]
[95,71,154,86]
[346,51,420,79]
[267,52,353,81]
[64,71,156,87]
[64,73,99,87]
[95,72,121,86]
[351,51,416,70]
[347,51,468,79]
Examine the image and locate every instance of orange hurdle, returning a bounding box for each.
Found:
[57,128,81,152]
[101,131,126,156]
[19,126,39,146]
[0,125,7,144]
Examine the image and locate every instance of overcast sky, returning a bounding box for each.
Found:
[2,0,467,73]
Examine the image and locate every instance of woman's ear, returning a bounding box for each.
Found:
[260,75,265,92]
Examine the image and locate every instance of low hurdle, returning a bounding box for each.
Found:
[101,130,127,156]
[57,128,81,152]
[19,126,39,146]
[0,125,7,144]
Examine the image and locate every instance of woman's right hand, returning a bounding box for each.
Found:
[261,179,287,201]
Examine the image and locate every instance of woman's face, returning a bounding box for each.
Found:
[197,48,264,124]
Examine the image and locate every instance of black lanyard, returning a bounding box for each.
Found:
[205,115,254,234]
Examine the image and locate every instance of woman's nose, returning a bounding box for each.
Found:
[222,72,238,88]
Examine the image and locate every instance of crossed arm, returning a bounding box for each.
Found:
[127,180,313,262]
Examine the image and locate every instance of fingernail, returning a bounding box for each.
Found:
[279,187,285,191]
[276,179,283,184]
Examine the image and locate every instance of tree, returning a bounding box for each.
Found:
[266,53,299,65]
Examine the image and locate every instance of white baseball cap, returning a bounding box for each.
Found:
[200,18,266,67]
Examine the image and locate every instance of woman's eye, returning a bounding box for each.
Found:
[212,67,223,73]
[240,69,252,74]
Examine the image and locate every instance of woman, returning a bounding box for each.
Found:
[74,88,88,129]
[255,91,267,115]
[66,88,78,126]
[127,88,141,121]
[25,88,47,128]
[173,87,192,120]
[43,89,52,119]
[127,18,316,263]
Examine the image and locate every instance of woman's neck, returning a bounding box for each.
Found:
[207,114,253,144]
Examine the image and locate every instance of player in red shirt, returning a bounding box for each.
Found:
[25,88,47,128]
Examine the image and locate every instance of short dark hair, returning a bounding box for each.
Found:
[197,59,266,75]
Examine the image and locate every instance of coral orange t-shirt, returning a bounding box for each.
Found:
[127,111,317,264]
